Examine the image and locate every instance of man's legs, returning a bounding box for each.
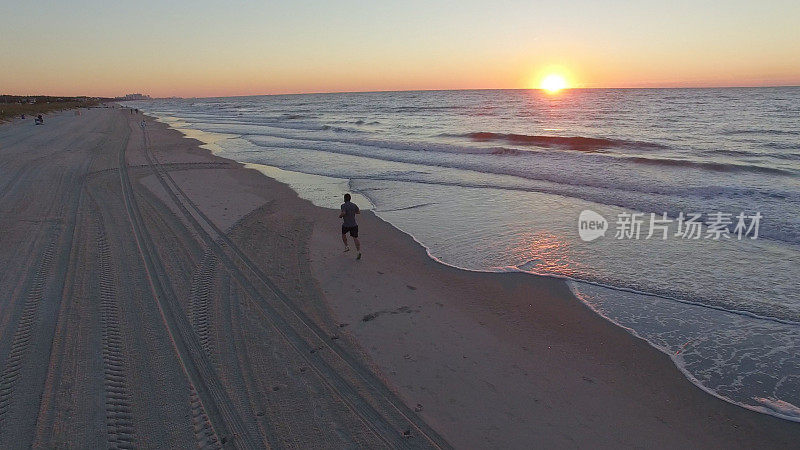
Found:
[352,227,362,259]
[342,233,350,251]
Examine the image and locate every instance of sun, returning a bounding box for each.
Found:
[540,74,568,93]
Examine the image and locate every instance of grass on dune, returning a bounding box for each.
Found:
[0,96,106,122]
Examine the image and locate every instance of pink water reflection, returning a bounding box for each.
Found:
[510,231,585,278]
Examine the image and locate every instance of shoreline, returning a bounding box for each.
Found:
[154,114,800,424]
[147,112,800,325]
[1,107,797,447]
[141,109,800,446]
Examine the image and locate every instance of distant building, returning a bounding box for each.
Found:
[117,93,151,100]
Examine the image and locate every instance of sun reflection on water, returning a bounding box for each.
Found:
[511,232,583,277]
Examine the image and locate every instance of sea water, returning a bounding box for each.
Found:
[126,87,800,421]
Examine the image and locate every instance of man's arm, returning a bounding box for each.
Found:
[355,206,361,214]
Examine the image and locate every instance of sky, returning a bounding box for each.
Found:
[1,0,799,97]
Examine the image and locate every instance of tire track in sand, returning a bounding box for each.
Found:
[0,229,57,433]
[190,383,223,449]
[139,120,450,449]
[189,249,217,359]
[118,121,258,448]
[95,211,137,449]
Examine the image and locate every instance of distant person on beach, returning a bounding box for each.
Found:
[340,193,361,259]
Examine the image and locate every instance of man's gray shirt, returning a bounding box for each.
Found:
[341,201,359,227]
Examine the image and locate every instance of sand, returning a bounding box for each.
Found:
[0,107,797,448]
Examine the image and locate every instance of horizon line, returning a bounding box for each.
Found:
[5,83,799,100]
[135,83,800,99]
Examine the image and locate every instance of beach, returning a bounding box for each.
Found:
[133,89,800,419]
[0,107,798,448]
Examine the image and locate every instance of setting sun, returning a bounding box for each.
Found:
[540,74,568,93]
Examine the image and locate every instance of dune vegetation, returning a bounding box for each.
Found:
[0,95,106,122]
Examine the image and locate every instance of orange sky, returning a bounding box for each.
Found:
[2,2,799,97]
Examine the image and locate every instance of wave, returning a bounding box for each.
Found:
[702,149,800,161]
[701,149,754,157]
[225,133,800,244]
[242,128,527,156]
[321,125,364,133]
[329,119,381,125]
[174,115,798,179]
[233,126,797,185]
[567,283,800,423]
[627,156,794,175]
[722,128,800,136]
[770,152,800,161]
[456,132,668,152]
[384,105,466,113]
[763,142,800,151]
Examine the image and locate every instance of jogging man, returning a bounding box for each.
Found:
[340,193,361,259]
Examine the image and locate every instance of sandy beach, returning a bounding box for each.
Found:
[0,107,797,448]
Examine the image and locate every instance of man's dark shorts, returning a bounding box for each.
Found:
[342,225,359,238]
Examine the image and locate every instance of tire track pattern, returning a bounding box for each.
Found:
[96,218,137,449]
[118,120,260,448]
[190,249,217,358]
[190,383,223,449]
[140,121,450,449]
[141,131,404,447]
[0,231,57,433]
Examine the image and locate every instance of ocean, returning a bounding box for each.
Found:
[126,87,800,421]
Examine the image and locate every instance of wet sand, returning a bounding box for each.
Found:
[0,107,797,448]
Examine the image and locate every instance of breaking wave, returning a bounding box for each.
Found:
[627,156,795,175]
[457,132,668,152]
